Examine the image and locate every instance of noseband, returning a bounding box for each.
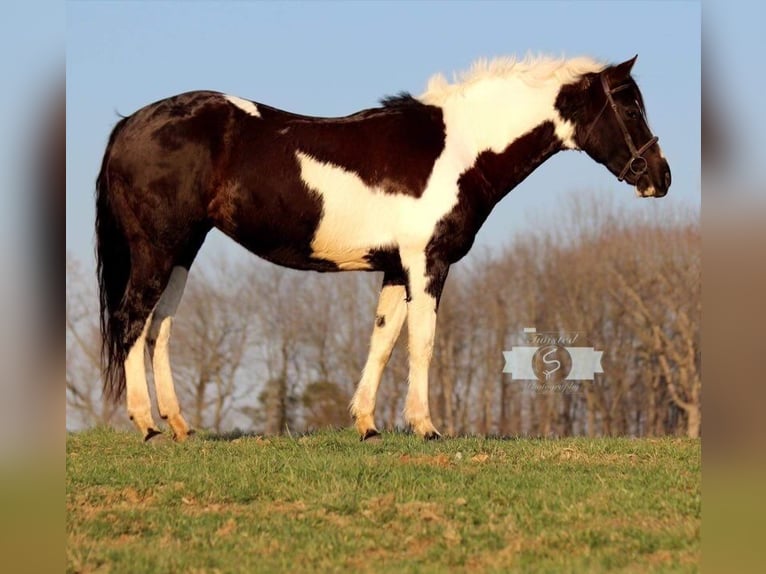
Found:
[582,74,659,181]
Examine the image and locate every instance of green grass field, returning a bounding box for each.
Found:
[66,429,700,573]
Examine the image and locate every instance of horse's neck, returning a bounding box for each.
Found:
[444,77,564,154]
[443,78,567,206]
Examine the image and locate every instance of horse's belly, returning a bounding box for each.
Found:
[299,156,430,270]
[308,243,377,271]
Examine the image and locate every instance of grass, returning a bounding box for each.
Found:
[66,428,700,573]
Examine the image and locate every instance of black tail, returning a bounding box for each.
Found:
[95,116,131,402]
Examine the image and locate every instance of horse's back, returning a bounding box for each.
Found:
[101,91,235,260]
[110,90,231,171]
[100,89,449,275]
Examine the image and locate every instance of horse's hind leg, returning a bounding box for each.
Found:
[146,266,191,441]
[122,252,173,441]
[124,314,160,441]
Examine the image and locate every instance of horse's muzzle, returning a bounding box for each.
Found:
[636,159,671,198]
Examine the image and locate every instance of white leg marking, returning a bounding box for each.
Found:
[401,254,440,437]
[149,267,190,440]
[224,94,261,118]
[125,315,158,438]
[152,316,191,439]
[350,284,408,435]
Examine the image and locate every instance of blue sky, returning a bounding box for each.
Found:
[66,1,701,267]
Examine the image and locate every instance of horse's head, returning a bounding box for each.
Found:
[559,56,671,197]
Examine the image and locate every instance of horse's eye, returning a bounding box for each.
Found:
[625,108,640,120]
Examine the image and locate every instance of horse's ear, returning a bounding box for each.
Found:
[608,55,638,81]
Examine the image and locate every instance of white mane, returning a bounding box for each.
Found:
[419,54,606,105]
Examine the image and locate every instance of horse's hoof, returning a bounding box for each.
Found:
[361,428,382,442]
[423,430,442,441]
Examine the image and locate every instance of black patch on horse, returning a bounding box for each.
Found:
[291,97,446,198]
[424,122,564,299]
[363,247,402,274]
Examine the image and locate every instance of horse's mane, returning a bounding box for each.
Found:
[419,54,606,105]
[379,92,422,109]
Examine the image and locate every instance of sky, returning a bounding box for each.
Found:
[66,1,701,269]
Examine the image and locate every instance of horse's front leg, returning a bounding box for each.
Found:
[350,271,408,440]
[402,253,449,439]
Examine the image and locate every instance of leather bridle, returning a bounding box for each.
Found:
[582,74,659,182]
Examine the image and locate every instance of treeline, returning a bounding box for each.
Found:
[66,197,700,437]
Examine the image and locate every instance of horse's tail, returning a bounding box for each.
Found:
[95,116,131,402]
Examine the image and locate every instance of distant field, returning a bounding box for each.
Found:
[66,429,700,573]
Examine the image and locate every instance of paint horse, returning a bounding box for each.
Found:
[96,55,670,441]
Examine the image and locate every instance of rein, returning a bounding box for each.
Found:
[582,74,659,181]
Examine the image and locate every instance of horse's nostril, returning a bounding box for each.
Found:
[664,170,672,188]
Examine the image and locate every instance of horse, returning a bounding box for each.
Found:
[95,54,670,442]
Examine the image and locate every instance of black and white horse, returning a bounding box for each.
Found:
[95,55,670,441]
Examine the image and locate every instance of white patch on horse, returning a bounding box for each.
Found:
[420,55,605,104]
[224,95,261,117]
[124,315,156,437]
[420,55,605,153]
[297,58,591,270]
[297,152,460,269]
[432,77,564,156]
[555,118,577,149]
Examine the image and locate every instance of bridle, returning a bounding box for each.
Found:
[582,74,659,182]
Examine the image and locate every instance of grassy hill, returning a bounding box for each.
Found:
[66,429,700,573]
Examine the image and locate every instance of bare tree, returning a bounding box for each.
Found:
[301,380,351,429]
[609,224,701,437]
[245,265,308,435]
[66,254,123,428]
[66,193,700,438]
[172,257,259,433]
